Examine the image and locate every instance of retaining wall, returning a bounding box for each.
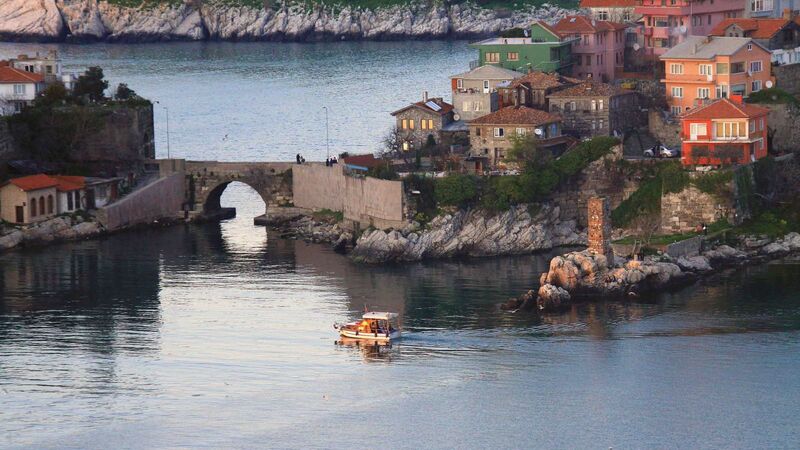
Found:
[774,64,800,95]
[96,173,185,231]
[293,164,405,229]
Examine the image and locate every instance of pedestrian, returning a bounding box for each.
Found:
[296,153,301,164]
[325,158,330,167]
[702,223,708,235]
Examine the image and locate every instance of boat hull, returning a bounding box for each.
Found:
[339,329,400,342]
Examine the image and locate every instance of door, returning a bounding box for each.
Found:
[86,189,96,209]
[483,80,490,94]
[15,206,23,223]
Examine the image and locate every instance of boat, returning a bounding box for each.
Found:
[335,311,401,342]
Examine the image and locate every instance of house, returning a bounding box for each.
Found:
[469,21,577,74]
[554,15,628,82]
[391,95,455,151]
[580,0,641,22]
[450,65,523,122]
[0,65,45,115]
[710,17,800,64]
[497,71,580,111]
[680,96,769,166]
[635,0,746,57]
[51,176,85,214]
[84,177,122,208]
[660,36,774,115]
[468,106,567,169]
[547,81,641,138]
[746,0,799,18]
[8,51,62,84]
[0,174,58,224]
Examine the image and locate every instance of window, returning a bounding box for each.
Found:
[493,128,504,137]
[731,62,745,73]
[462,101,472,111]
[690,123,708,138]
[476,128,481,137]
[750,61,763,73]
[597,10,609,20]
[671,86,683,98]
[598,99,604,110]
[13,84,26,95]
[515,127,526,136]
[715,121,747,138]
[39,197,45,216]
[623,11,631,21]
[591,120,596,130]
[591,100,597,111]
[671,106,682,115]
[585,55,591,66]
[716,84,729,98]
[708,15,711,25]
[752,80,762,92]
[655,16,668,27]
[483,80,490,93]
[732,84,746,95]
[752,0,774,13]
[67,192,74,210]
[421,119,434,130]
[507,52,519,61]
[485,52,500,63]
[31,200,37,217]
[669,63,684,75]
[583,35,589,45]
[47,195,53,214]
[749,120,756,133]
[699,64,713,76]
[409,119,415,130]
[698,87,711,98]
[759,118,764,130]
[598,119,604,129]
[46,65,53,74]
[716,63,729,74]
[457,79,463,89]
[474,102,482,112]
[570,101,577,111]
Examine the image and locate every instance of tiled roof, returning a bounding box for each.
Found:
[51,175,85,192]
[660,36,768,59]
[392,98,454,116]
[342,154,383,169]
[709,18,790,39]
[580,0,637,6]
[6,174,58,191]
[508,71,580,90]
[451,65,524,80]
[0,66,44,83]
[681,98,770,120]
[554,15,628,33]
[547,81,628,97]
[533,20,565,39]
[469,106,561,126]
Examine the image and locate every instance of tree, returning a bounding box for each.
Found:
[381,127,414,167]
[35,82,68,108]
[114,83,136,101]
[73,66,108,103]
[506,133,550,171]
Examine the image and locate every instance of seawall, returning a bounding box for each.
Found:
[96,172,185,230]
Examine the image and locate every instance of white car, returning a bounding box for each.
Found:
[644,144,679,158]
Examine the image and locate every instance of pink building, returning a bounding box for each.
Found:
[635,0,746,57]
[554,15,628,82]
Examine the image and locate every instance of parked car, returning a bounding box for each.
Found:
[644,144,679,158]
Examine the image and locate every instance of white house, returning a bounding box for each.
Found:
[9,51,62,84]
[0,65,44,115]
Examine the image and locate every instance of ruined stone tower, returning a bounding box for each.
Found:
[587,197,612,258]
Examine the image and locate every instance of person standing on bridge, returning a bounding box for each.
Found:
[296,154,301,164]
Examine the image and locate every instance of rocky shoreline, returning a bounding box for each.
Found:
[0,1,574,43]
[505,232,800,313]
[0,214,104,252]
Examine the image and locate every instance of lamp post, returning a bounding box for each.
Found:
[323,106,330,161]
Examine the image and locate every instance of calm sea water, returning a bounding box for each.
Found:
[1,42,800,449]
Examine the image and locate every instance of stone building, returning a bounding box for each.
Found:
[547,81,641,139]
[391,96,455,152]
[467,106,567,170]
[450,65,523,122]
[497,71,579,111]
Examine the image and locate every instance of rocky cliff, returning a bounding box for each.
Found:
[0,0,574,43]
[351,204,586,263]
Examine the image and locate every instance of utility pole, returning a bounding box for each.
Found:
[323,106,330,160]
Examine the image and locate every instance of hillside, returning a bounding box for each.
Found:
[0,0,578,43]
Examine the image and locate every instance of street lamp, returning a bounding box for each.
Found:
[155,101,171,159]
[323,106,330,161]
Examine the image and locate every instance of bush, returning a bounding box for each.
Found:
[405,174,437,216]
[693,170,733,196]
[435,173,479,207]
[746,88,800,107]
[611,177,662,227]
[367,162,398,180]
[553,136,619,179]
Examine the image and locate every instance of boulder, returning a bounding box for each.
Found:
[537,284,571,312]
[762,242,789,255]
[677,256,713,272]
[0,230,23,250]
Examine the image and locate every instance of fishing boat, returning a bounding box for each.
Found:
[335,311,401,342]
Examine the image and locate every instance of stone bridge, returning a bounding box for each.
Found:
[184,161,295,218]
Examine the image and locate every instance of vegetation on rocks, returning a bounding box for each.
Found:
[746,87,800,108]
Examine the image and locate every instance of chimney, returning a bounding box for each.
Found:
[730,94,743,105]
[423,91,428,102]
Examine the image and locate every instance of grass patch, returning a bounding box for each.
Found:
[746,88,800,108]
[734,210,800,238]
[312,208,343,222]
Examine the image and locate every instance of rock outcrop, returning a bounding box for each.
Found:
[0,1,574,43]
[351,204,585,263]
[0,215,103,252]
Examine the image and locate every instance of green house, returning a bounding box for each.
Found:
[469,21,575,74]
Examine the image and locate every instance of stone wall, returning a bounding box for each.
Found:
[587,197,612,257]
[293,164,405,229]
[660,185,735,234]
[0,119,19,179]
[648,110,681,148]
[774,64,800,95]
[96,172,185,231]
[760,103,800,154]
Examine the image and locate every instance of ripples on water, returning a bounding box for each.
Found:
[0,43,798,448]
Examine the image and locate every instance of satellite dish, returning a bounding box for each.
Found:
[453,113,461,121]
[766,80,773,88]
[633,43,640,51]
[534,128,543,136]
[680,25,687,34]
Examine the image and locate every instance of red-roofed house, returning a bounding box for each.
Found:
[554,16,628,82]
[710,17,800,64]
[0,66,45,115]
[51,175,86,214]
[0,174,58,224]
[680,96,769,166]
[391,95,457,151]
[468,106,569,169]
[580,0,640,23]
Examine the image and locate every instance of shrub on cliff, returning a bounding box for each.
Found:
[435,173,479,207]
[73,67,109,104]
[552,136,619,179]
